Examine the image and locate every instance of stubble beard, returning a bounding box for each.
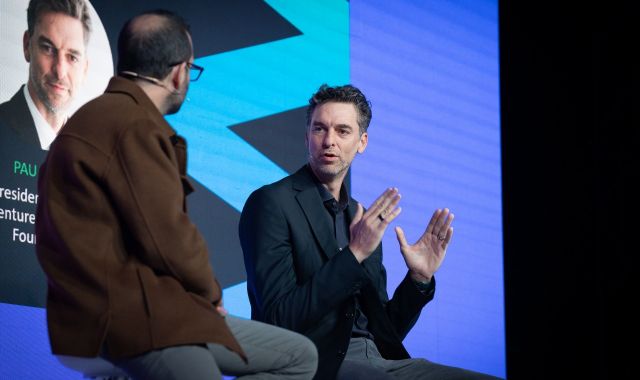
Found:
[166,83,188,115]
[308,153,349,183]
[30,71,70,116]
[166,93,186,115]
[166,98,183,115]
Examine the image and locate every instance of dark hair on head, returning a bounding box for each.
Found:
[27,0,92,45]
[117,9,192,80]
[307,84,372,135]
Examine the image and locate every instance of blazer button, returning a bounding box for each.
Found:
[345,312,354,319]
[337,350,346,357]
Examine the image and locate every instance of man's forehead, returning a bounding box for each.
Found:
[32,11,87,48]
[312,102,358,122]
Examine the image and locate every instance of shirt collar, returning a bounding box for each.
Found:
[312,173,349,213]
[23,85,58,150]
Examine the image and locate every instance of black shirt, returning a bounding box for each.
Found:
[314,179,375,340]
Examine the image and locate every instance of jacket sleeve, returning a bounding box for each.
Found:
[240,187,369,333]
[371,259,434,340]
[111,120,218,302]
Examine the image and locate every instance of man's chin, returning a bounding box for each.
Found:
[166,103,184,115]
[42,95,72,113]
[310,163,347,180]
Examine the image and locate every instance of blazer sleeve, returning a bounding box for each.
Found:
[240,187,370,333]
[367,253,434,340]
[111,120,218,302]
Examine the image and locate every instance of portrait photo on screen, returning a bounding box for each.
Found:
[0,0,112,308]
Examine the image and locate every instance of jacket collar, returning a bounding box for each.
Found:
[105,76,176,139]
[105,77,189,183]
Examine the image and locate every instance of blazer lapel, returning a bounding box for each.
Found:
[3,86,41,147]
[293,167,341,260]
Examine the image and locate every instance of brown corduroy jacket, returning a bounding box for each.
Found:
[36,76,244,361]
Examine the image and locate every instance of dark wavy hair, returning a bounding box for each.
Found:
[27,0,92,45]
[306,84,372,135]
[117,9,192,80]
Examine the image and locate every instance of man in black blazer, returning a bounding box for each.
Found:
[240,84,499,379]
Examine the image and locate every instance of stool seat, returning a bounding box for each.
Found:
[56,355,130,379]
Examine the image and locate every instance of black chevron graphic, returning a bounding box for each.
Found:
[90,0,302,63]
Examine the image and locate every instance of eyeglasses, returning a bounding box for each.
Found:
[186,61,204,82]
[169,61,204,82]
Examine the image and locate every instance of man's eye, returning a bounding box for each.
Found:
[40,44,55,55]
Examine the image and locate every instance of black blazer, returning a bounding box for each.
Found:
[240,165,433,380]
[0,86,41,148]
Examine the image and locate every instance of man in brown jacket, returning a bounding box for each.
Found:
[35,9,317,380]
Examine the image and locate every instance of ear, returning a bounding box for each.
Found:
[169,62,185,92]
[304,129,309,149]
[23,31,31,62]
[357,131,368,154]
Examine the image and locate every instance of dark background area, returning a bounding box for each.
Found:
[501,1,636,378]
[91,0,300,65]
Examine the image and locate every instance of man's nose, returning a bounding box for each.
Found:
[322,129,336,147]
[51,54,69,80]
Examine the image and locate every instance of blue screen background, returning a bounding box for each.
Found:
[350,1,504,376]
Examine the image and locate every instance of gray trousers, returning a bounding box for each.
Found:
[336,337,501,380]
[111,316,318,380]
